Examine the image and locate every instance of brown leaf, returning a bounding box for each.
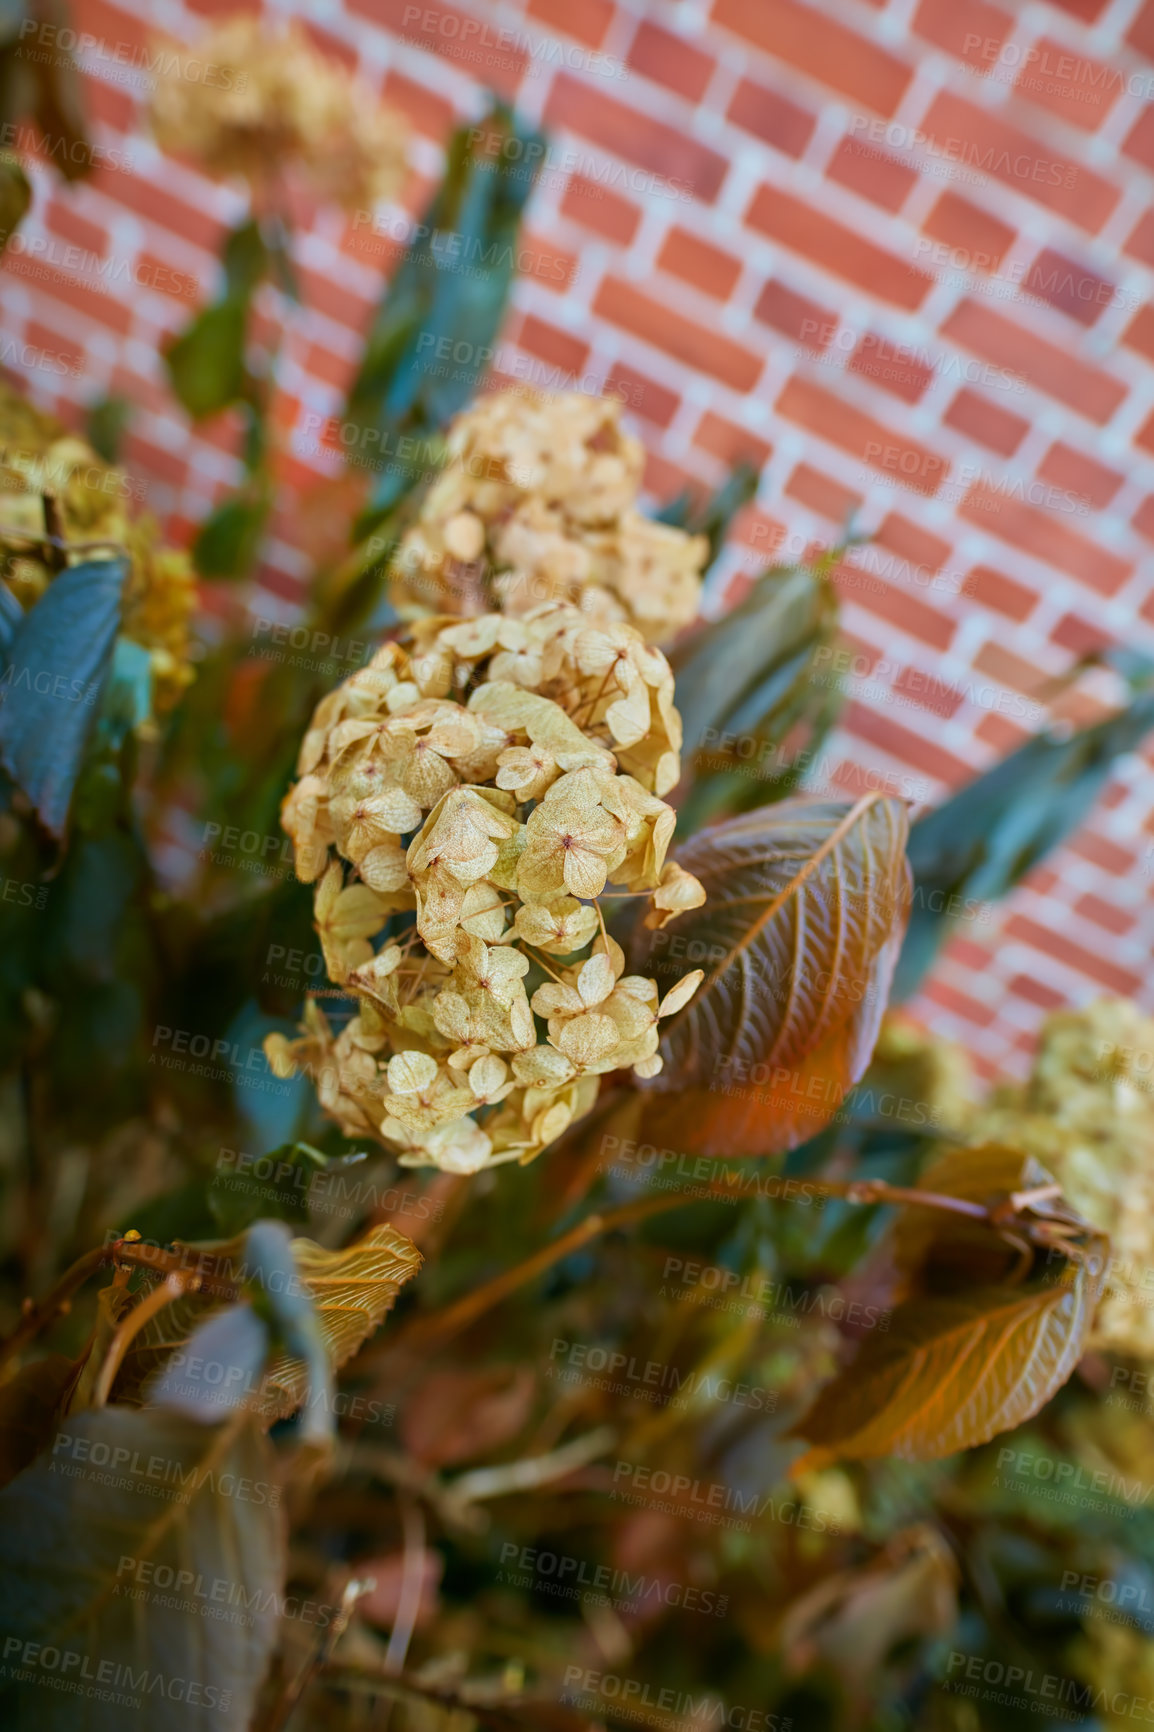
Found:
[635,795,910,1156]
[0,1356,76,1489]
[401,1365,536,1467]
[790,1261,1103,1467]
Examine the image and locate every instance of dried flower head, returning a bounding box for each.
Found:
[967,998,1154,1358]
[0,379,196,714]
[391,390,708,644]
[149,15,408,211]
[267,602,706,1174]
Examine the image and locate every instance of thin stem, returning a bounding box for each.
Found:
[386,1190,693,1353]
[448,1424,614,1504]
[384,1495,425,1674]
[0,1245,106,1365]
[92,1271,197,1408]
[818,1177,992,1220]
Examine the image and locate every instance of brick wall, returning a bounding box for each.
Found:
[7,0,1154,1075]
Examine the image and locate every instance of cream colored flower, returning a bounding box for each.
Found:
[270,597,706,1175]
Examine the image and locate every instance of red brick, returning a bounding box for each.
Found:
[922,978,999,1028]
[777,376,948,497]
[44,201,106,261]
[848,332,935,403]
[138,251,198,304]
[834,561,956,650]
[595,278,763,389]
[922,193,1015,273]
[1124,210,1154,269]
[103,170,226,257]
[4,256,132,336]
[348,0,527,94]
[941,301,1127,423]
[515,313,589,377]
[1049,0,1109,15]
[545,73,728,203]
[875,514,953,574]
[1037,443,1122,511]
[25,319,85,381]
[297,266,372,334]
[843,700,971,785]
[693,411,771,471]
[785,463,863,524]
[713,0,912,116]
[913,0,1014,69]
[302,342,354,393]
[1075,894,1134,937]
[1013,38,1121,130]
[520,231,578,292]
[943,388,1028,456]
[1133,496,1154,543]
[746,185,933,310]
[605,363,679,429]
[826,137,917,213]
[726,78,815,157]
[1003,914,1141,995]
[382,69,456,142]
[1122,105,1154,173]
[1009,973,1066,1011]
[122,432,189,492]
[919,92,1120,233]
[975,712,1031,754]
[1049,612,1111,657]
[754,279,835,347]
[628,20,715,102]
[1122,304,1154,364]
[84,76,135,137]
[958,486,1133,595]
[559,174,641,246]
[1130,0,1154,57]
[527,0,613,47]
[960,565,1038,622]
[1068,831,1136,874]
[1133,407,1154,456]
[657,229,741,300]
[892,663,964,720]
[1022,248,1117,327]
[642,449,696,502]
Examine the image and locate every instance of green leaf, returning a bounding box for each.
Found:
[0,556,128,836]
[208,1140,332,1235]
[346,103,546,528]
[0,1408,284,1730]
[656,462,759,572]
[635,794,910,1157]
[165,297,249,420]
[192,491,270,580]
[85,395,131,465]
[221,218,268,300]
[892,683,1154,1000]
[672,561,842,834]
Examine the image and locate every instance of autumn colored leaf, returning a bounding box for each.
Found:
[634,795,910,1156]
[790,1259,1103,1467]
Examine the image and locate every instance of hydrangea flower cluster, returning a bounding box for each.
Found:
[150,14,408,212]
[391,390,708,645]
[0,381,196,713]
[266,602,707,1175]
